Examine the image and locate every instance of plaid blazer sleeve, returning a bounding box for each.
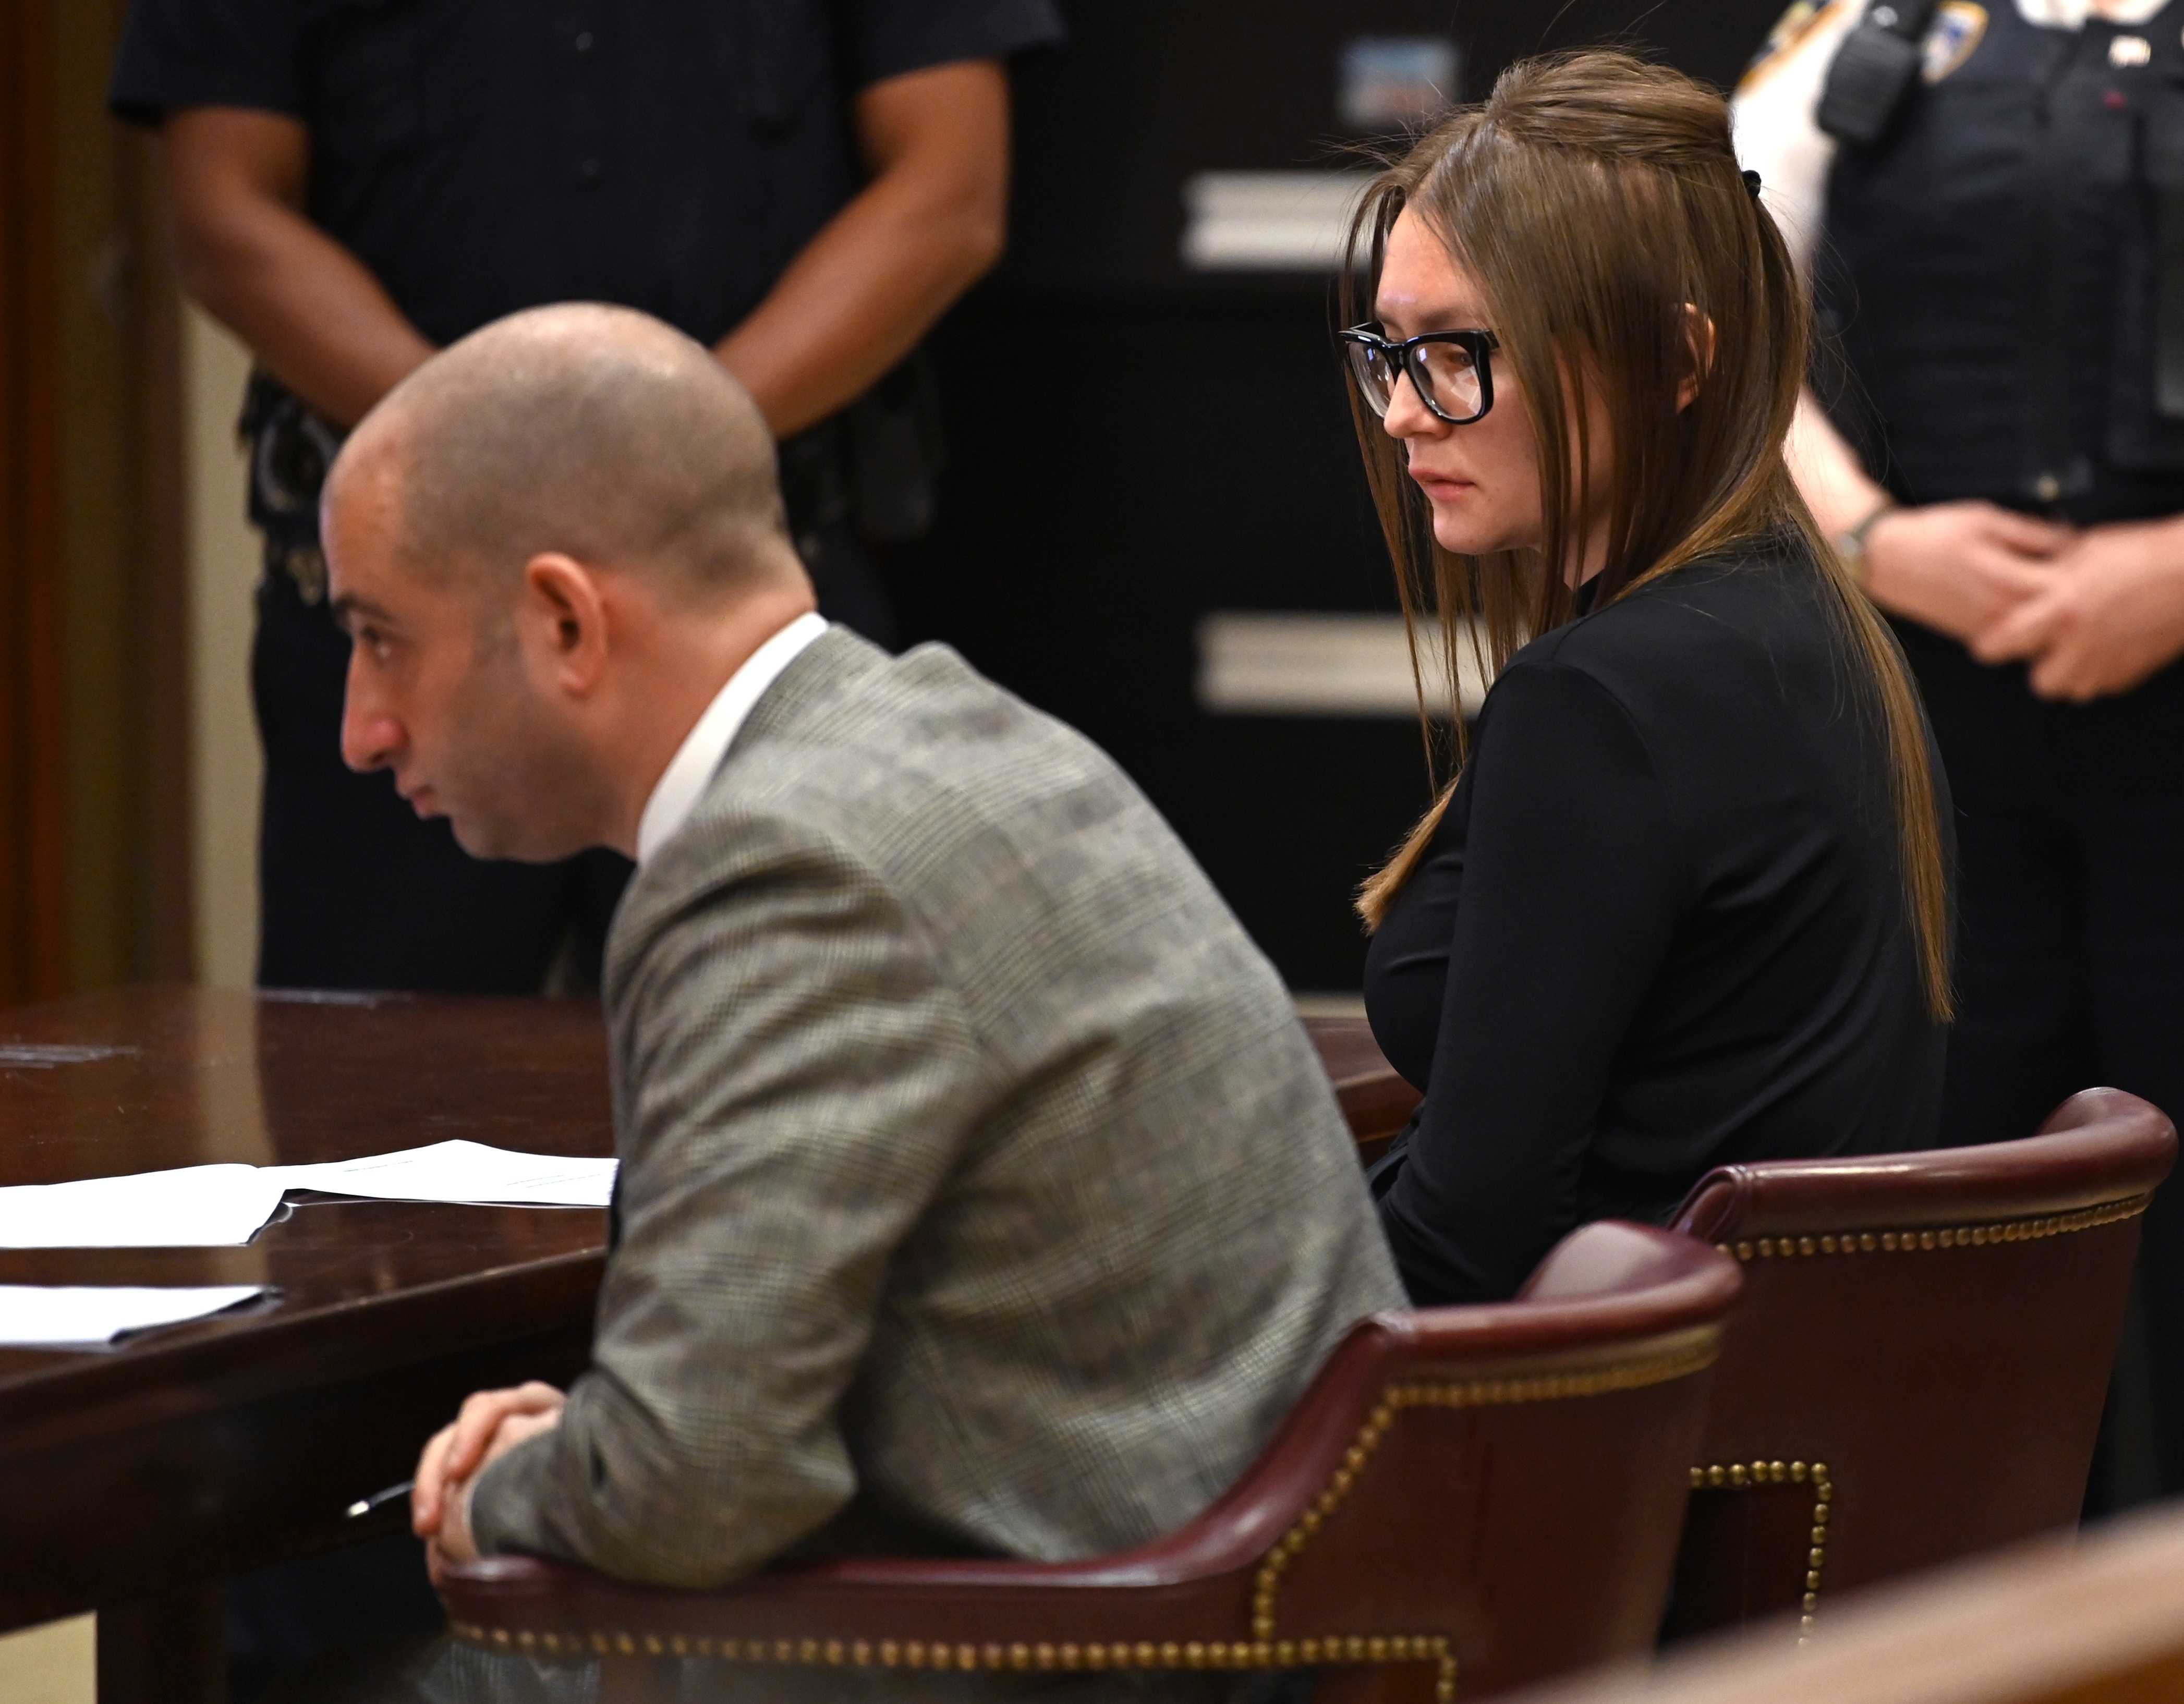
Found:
[469,809,993,1586]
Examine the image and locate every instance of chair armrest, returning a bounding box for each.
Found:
[439,1227,1739,1683]
[439,1548,1276,1658]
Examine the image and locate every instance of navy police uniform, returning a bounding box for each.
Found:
[108,0,1062,997]
[1739,0,2184,1496]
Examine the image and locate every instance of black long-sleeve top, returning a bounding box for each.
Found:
[1364,538,1949,1305]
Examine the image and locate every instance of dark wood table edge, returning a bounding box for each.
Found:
[0,1243,606,1454]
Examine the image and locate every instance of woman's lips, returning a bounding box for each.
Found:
[1409,469,1474,500]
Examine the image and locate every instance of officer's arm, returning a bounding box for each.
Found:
[714,60,1009,439]
[1790,387,2069,641]
[161,108,435,429]
[1786,387,1891,536]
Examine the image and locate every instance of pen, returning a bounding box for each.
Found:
[346,1480,414,1519]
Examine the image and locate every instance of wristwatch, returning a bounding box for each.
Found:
[1835,498,1899,588]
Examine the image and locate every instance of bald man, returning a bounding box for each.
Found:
[319,305,1399,1671]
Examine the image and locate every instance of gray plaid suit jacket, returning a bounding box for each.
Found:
[471,628,1402,1588]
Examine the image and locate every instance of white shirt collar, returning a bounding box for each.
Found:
[635,612,829,865]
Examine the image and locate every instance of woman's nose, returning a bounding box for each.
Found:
[1381,367,1442,439]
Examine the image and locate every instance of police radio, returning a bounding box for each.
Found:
[1817,0,1943,146]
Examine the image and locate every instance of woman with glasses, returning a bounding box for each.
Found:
[1343,50,1952,1306]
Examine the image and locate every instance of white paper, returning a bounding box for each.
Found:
[0,1284,269,1346]
[0,1164,290,1249]
[0,1143,614,1250]
[268,1140,616,1208]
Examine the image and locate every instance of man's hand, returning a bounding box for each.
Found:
[1972,515,2184,700]
[1860,501,2069,645]
[412,1381,566,1573]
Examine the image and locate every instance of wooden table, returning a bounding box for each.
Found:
[0,987,614,1701]
[0,990,1408,1702]
[1306,1015,1421,1165]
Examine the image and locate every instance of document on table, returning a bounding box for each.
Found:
[0,1163,288,1249]
[0,1141,616,1248]
[0,1284,270,1347]
[269,1140,616,1208]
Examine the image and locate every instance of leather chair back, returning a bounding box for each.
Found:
[1664,1088,2176,1641]
[441,1222,1740,1701]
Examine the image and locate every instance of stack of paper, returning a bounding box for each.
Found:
[0,1141,615,1250]
[0,1284,269,1347]
[0,1164,288,1249]
[270,1140,616,1208]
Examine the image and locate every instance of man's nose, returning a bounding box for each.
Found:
[339,662,403,774]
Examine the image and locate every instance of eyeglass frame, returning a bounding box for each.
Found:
[1336,324,1502,426]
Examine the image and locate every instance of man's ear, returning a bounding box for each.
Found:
[519,552,610,696]
[1678,304,1717,411]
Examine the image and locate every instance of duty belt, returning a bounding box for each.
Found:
[240,371,343,605]
[238,350,945,606]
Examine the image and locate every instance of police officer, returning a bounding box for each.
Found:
[105,6,1062,1693]
[1738,0,2184,1498]
[108,0,1062,999]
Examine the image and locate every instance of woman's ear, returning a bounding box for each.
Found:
[1678,304,1717,411]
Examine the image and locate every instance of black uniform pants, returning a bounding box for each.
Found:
[1898,619,2184,1493]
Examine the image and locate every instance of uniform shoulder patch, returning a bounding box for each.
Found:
[1923,2,1989,81]
[1740,0,1851,92]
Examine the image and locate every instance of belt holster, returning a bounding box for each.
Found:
[240,372,346,606]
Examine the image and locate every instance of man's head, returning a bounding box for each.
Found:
[323,305,812,862]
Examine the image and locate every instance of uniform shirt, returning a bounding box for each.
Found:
[1733,0,2164,277]
[108,0,1064,348]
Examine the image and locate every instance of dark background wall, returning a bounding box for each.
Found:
[886,0,1789,991]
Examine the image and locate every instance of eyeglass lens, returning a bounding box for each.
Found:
[1346,338,1486,423]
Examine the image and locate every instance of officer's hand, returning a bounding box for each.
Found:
[1972,516,2184,701]
[1861,501,2068,644]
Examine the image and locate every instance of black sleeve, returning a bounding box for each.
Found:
[836,0,1066,91]
[109,0,308,127]
[1377,660,1685,1305]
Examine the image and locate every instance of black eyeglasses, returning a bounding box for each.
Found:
[1337,324,1500,425]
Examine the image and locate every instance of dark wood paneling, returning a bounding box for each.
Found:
[51,0,196,987]
[0,0,71,1003]
[2,0,194,1000]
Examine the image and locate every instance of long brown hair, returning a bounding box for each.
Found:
[1345,50,1952,1021]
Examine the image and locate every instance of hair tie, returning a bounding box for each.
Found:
[1742,168,1763,200]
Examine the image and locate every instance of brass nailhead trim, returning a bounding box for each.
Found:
[449,1344,1717,1704]
[448,1623,1459,1703]
[1717,1194,2150,1265]
[1251,1336,1720,1641]
[1687,1458,1834,1640]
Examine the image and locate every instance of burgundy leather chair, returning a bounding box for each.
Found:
[1304,1015,1422,1167]
[1663,1088,2177,1644]
[438,1222,1740,1703]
